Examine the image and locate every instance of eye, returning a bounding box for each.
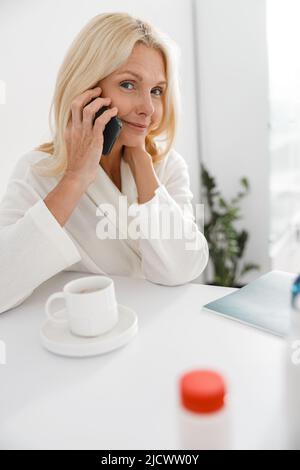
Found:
[120,81,164,96]
[152,87,164,97]
[120,81,135,91]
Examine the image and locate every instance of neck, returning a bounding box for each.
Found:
[100,143,124,175]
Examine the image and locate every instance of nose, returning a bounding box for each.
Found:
[136,90,155,117]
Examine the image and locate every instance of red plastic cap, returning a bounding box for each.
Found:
[179,370,227,414]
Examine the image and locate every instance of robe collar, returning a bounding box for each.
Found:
[85,157,141,257]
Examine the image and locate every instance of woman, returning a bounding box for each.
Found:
[0,12,209,314]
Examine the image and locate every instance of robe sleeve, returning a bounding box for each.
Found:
[128,153,209,286]
[0,172,81,314]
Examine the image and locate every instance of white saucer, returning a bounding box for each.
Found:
[40,304,138,358]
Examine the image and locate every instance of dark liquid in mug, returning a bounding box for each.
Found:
[78,287,102,294]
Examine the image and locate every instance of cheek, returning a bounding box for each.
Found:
[156,100,164,117]
[98,83,121,107]
[112,95,132,116]
[151,103,164,127]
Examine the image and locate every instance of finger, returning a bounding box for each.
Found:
[70,87,102,128]
[92,107,119,143]
[64,115,72,138]
[82,97,112,128]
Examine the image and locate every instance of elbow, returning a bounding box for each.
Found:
[145,236,209,287]
[0,291,34,315]
[189,235,209,281]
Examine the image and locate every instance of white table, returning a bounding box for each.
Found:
[0,271,288,450]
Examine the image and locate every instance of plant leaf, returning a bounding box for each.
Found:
[240,263,260,276]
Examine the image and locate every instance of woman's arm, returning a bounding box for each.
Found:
[0,173,82,314]
[0,87,120,313]
[44,174,87,227]
[122,148,160,204]
[124,148,209,286]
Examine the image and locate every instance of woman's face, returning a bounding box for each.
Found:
[97,43,167,146]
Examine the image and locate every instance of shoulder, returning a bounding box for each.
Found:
[8,150,52,182]
[158,147,188,168]
[4,150,57,199]
[155,148,190,182]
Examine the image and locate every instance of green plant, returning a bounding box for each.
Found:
[201,163,259,287]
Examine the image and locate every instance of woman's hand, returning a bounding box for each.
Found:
[64,87,118,188]
[122,145,160,204]
[122,145,151,178]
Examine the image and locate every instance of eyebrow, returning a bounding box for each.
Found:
[116,70,167,86]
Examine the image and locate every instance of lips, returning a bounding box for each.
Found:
[123,121,148,129]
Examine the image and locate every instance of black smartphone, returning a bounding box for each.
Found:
[92,105,123,155]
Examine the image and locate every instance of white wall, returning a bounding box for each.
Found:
[194,0,271,283]
[0,0,200,203]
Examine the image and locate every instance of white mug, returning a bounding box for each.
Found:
[45,276,118,337]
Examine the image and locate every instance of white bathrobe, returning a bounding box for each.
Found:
[0,148,209,314]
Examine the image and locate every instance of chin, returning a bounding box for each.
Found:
[122,134,146,143]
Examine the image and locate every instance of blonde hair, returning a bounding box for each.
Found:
[33,12,181,177]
